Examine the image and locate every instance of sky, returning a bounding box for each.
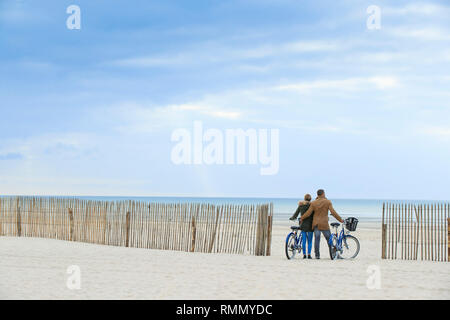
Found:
[0,0,449,199]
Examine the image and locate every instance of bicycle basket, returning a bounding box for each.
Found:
[345,217,358,231]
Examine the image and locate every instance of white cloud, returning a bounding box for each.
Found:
[282,40,338,53]
[0,133,99,161]
[368,76,399,89]
[274,76,398,92]
[236,40,339,59]
[421,126,450,138]
[111,55,190,67]
[384,3,447,16]
[111,101,242,134]
[176,104,241,119]
[108,40,340,68]
[389,27,450,41]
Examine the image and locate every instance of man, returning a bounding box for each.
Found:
[300,189,343,259]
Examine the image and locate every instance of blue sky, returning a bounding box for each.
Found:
[0,0,449,199]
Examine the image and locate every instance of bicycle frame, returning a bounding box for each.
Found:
[329,224,348,252]
[286,230,303,250]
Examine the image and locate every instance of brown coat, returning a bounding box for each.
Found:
[300,196,343,231]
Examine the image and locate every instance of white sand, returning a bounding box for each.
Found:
[1,221,449,300]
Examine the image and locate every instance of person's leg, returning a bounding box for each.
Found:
[306,232,313,255]
[321,230,332,248]
[301,231,307,255]
[314,227,321,258]
[320,229,333,259]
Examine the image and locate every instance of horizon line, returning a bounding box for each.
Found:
[0,194,449,202]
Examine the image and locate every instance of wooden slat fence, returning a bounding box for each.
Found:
[0,197,273,256]
[381,202,449,262]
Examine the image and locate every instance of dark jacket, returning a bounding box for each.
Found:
[290,201,314,232]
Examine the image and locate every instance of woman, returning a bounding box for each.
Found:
[289,194,314,259]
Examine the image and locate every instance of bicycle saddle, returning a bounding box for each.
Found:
[330,222,340,227]
[290,226,301,230]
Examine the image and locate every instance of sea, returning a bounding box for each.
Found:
[16,196,442,223]
[1,195,448,222]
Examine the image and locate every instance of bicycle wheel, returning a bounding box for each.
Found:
[285,233,298,260]
[340,235,360,259]
[329,235,338,260]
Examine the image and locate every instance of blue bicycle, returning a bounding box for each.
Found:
[285,224,304,259]
[285,223,335,259]
[328,217,360,260]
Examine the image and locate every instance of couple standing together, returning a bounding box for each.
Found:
[289,189,343,259]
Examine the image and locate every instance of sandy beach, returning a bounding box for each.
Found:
[0,221,448,300]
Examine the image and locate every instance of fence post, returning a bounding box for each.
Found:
[381,203,385,259]
[255,206,261,256]
[17,206,22,237]
[255,205,267,256]
[208,208,220,253]
[190,216,196,252]
[125,211,130,247]
[382,224,387,259]
[17,202,22,237]
[414,206,419,260]
[447,218,449,262]
[0,197,2,236]
[266,209,273,256]
[68,208,74,241]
